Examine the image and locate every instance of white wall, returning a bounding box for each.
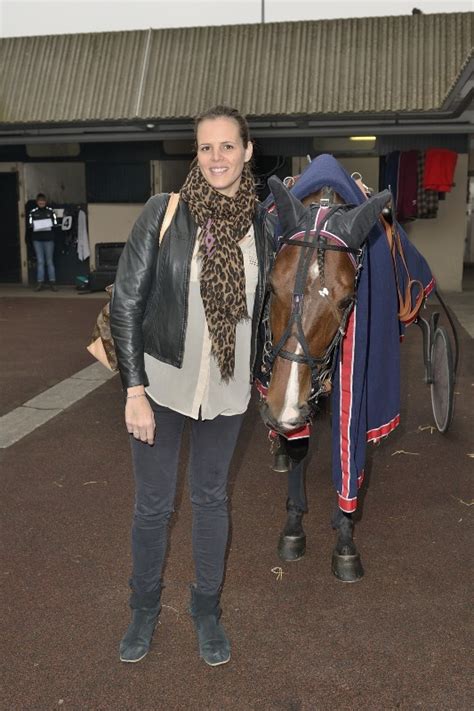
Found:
[405,154,468,292]
[24,162,86,203]
[152,159,190,194]
[337,156,379,195]
[88,204,143,269]
[89,161,191,270]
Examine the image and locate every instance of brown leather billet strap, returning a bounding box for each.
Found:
[353,178,424,323]
[381,217,424,324]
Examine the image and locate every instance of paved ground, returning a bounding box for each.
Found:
[0,294,107,416]
[1,292,472,710]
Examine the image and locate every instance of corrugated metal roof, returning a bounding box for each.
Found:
[0,30,147,123]
[0,13,472,125]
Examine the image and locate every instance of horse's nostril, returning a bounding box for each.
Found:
[299,403,310,419]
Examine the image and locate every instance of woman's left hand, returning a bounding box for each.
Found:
[125,387,156,445]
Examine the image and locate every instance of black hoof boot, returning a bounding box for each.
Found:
[331,510,364,583]
[331,548,364,582]
[273,452,291,473]
[271,437,290,472]
[278,499,306,562]
[119,605,161,663]
[190,586,230,667]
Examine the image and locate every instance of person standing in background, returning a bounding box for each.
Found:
[28,192,58,291]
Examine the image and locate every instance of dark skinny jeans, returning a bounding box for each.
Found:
[128,401,244,608]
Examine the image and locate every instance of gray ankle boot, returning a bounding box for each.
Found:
[119,589,161,663]
[189,586,230,667]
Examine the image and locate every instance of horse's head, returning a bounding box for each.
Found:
[259,176,391,434]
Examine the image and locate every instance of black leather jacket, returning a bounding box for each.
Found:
[110,194,276,390]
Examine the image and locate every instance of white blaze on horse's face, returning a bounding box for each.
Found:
[277,261,320,429]
[277,345,303,430]
[309,258,320,281]
[279,342,304,429]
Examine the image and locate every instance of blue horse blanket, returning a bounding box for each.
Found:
[268,154,434,512]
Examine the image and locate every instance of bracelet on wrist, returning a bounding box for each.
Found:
[126,393,146,400]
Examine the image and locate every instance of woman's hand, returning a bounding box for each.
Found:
[125,387,155,445]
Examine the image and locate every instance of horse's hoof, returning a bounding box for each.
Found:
[331,550,364,582]
[272,454,290,473]
[278,533,306,561]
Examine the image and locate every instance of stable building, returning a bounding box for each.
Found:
[0,11,473,290]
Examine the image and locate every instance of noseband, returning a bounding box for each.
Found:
[263,204,363,410]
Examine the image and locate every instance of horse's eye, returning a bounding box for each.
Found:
[338,295,354,310]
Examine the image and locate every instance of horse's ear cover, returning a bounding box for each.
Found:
[328,190,392,250]
[269,175,390,249]
[268,175,308,235]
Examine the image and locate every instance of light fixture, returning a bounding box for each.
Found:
[349,136,376,141]
[146,123,155,129]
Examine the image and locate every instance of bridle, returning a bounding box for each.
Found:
[262,203,364,411]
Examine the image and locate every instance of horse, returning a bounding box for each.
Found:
[258,172,393,582]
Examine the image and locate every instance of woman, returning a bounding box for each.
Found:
[110,106,275,666]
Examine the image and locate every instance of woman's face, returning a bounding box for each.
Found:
[196,117,253,198]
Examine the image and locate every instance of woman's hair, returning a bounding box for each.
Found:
[194,105,251,148]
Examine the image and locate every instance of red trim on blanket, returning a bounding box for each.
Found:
[339,306,357,500]
[338,494,357,513]
[366,414,400,443]
[338,470,364,512]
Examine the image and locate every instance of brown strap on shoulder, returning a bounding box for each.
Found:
[159,192,180,244]
[353,177,424,323]
[381,217,424,324]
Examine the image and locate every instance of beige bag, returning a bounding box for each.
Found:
[86,192,180,371]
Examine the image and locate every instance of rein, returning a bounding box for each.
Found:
[263,205,363,410]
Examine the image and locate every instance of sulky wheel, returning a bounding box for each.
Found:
[430,326,455,433]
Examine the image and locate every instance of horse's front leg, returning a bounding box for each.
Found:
[271,433,291,473]
[331,508,364,582]
[276,437,308,562]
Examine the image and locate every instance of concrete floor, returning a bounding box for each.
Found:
[440,263,474,338]
[0,281,472,709]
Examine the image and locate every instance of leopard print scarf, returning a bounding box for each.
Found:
[180,163,257,382]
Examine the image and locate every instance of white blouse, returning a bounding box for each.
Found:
[144,226,259,420]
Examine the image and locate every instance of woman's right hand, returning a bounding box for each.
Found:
[125,387,156,445]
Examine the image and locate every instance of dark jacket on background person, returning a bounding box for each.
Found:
[110,193,276,390]
[27,205,58,242]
